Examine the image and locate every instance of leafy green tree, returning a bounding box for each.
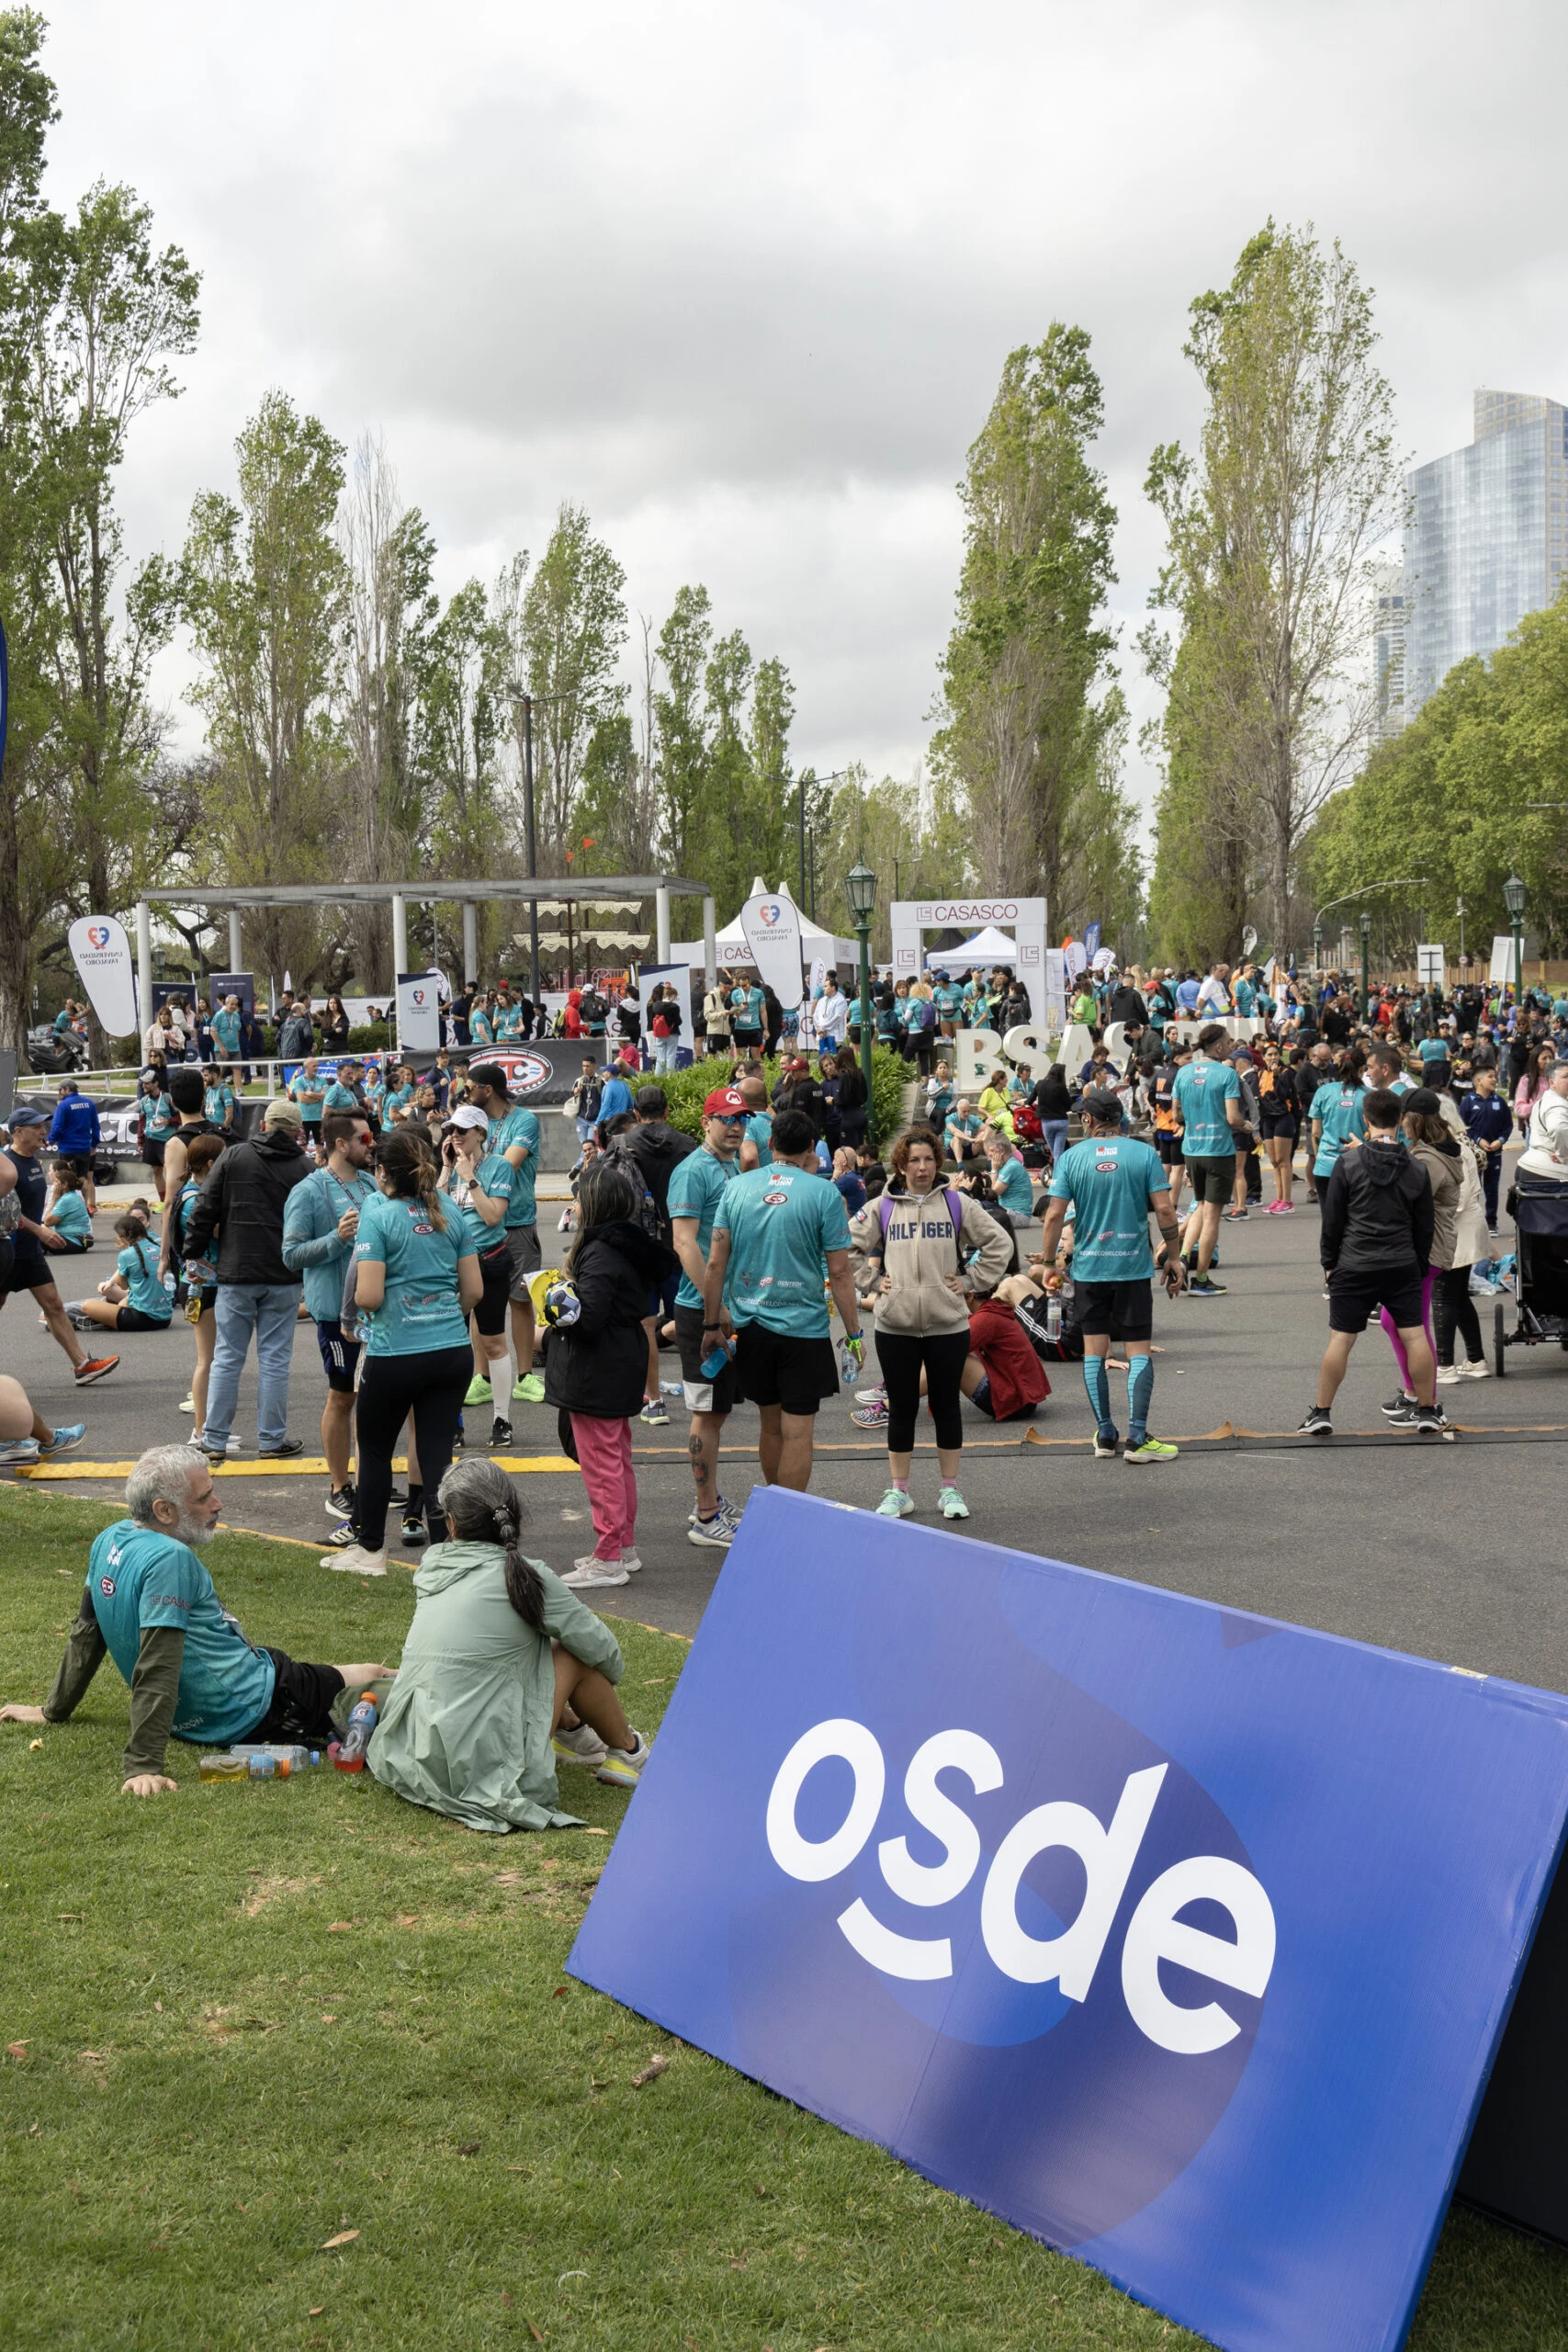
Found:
[654,582,713,880]
[932,324,1122,914]
[816,767,971,959]
[516,503,626,863]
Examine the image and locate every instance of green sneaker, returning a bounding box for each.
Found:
[463,1374,493,1407]
[1125,1437,1179,1465]
[938,1485,969,1520]
[513,1372,546,1405]
[875,1487,915,1518]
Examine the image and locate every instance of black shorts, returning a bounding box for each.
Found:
[142,1138,166,1167]
[61,1154,95,1182]
[3,1255,56,1297]
[1074,1278,1155,1342]
[1259,1115,1298,1141]
[1156,1133,1184,1166]
[474,1243,512,1338]
[116,1306,171,1333]
[1326,1268,1427,1334]
[243,1650,347,1746]
[316,1317,362,1393]
[733,1321,838,1416]
[674,1301,743,1416]
[1184,1152,1235,1205]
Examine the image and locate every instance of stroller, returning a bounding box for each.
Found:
[1493,1175,1568,1374]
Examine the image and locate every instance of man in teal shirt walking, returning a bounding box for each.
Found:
[465,1061,543,1407]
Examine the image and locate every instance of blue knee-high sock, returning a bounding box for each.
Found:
[1126,1353,1155,1446]
[1081,1353,1113,1435]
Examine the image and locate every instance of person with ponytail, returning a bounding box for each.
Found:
[323,1127,482,1577]
[367,1457,650,1830]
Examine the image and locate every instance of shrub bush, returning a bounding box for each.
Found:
[348,1023,392,1053]
[655,1046,909,1148]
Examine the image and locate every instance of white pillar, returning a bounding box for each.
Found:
[462,900,478,986]
[702,895,716,986]
[228,910,243,972]
[135,899,153,1028]
[656,884,671,965]
[392,891,409,977]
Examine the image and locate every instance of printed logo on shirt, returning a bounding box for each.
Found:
[761,1190,789,1206]
[98,1575,116,1596]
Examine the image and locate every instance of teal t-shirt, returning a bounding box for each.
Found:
[733,986,764,1031]
[494,1003,524,1040]
[488,1104,540,1227]
[88,1520,275,1747]
[382,1085,415,1119]
[933,982,963,1022]
[204,1084,235,1126]
[118,1238,172,1322]
[288,1071,325,1124]
[713,1162,851,1338]
[1312,1080,1366,1177]
[745,1112,773,1168]
[1048,1136,1168,1282]
[211,1009,242,1057]
[49,1190,92,1245]
[993,1157,1035,1218]
[143,1091,177,1142]
[355,1189,470,1356]
[468,1008,494,1044]
[1417,1037,1450,1063]
[176,1177,217,1274]
[321,1081,360,1113]
[667,1147,736,1312]
[440,1154,514,1255]
[1172,1057,1242,1158]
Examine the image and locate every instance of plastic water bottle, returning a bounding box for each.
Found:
[1046,1297,1062,1342]
[700,1334,733,1380]
[333,1690,379,1774]
[200,1750,293,1780]
[838,1335,865,1386]
[660,1381,685,1397]
[231,1744,321,1770]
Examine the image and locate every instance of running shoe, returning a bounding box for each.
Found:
[939,1485,969,1520]
[0,1437,40,1465]
[1415,1405,1451,1435]
[1275,1202,1297,1215]
[258,1437,304,1459]
[852,1398,890,1430]
[1125,1437,1179,1465]
[464,1374,494,1407]
[688,1501,740,1549]
[186,1428,209,1451]
[491,1418,513,1447]
[1435,1365,1461,1386]
[1297,1404,1333,1437]
[854,1381,887,1407]
[1455,1358,1491,1380]
[552,1719,608,1769]
[875,1487,916,1517]
[178,1394,195,1413]
[1093,1430,1120,1460]
[639,1397,670,1426]
[323,1520,360,1550]
[1187,1276,1227,1296]
[73,1355,118,1385]
[1381,1392,1416,1421]
[388,1484,408,1506]
[620,1549,642,1574]
[560,1555,629,1589]
[514,1373,546,1405]
[400,1512,427,1545]
[322,1543,387,1576]
[38,1424,85,1459]
[1222,1207,1248,1222]
[451,1420,465,1453]
[596,1728,651,1788]
[325,1483,356,1520]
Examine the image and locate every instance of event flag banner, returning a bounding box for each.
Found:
[570,1489,1568,2352]
[1084,920,1101,958]
[395,969,442,1051]
[1043,945,1067,1031]
[739,891,805,1010]
[67,914,139,1036]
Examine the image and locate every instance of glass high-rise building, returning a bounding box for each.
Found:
[1403,389,1568,718]
[1370,559,1405,741]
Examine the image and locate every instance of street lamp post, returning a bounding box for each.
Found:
[1504,872,1527,1005]
[846,861,877,1128]
[1359,910,1371,1020]
[1313,921,1324,977]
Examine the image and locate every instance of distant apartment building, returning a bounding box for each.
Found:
[1370,560,1405,741]
[1403,389,1568,719]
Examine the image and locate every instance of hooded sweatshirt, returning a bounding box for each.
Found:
[367,1539,624,1834]
[1319,1136,1434,1280]
[543,1219,677,1418]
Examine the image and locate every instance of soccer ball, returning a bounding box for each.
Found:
[542,1279,581,1329]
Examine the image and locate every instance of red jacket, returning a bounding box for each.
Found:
[967,1297,1050,1417]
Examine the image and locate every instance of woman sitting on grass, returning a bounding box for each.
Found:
[368,1455,650,1835]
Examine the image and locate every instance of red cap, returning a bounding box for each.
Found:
[704,1086,748,1117]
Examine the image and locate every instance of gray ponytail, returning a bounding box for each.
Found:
[435,1456,545,1631]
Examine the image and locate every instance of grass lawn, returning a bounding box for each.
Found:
[0,1487,1565,2352]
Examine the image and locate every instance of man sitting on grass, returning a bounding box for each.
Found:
[0,1444,389,1796]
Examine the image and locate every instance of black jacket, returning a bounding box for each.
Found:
[608,1120,696,1226]
[1108,985,1146,1026]
[1319,1139,1433,1278]
[543,1220,678,1419]
[183,1125,312,1285]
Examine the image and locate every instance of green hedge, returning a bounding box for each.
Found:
[655,1046,908,1149]
[348,1023,392,1053]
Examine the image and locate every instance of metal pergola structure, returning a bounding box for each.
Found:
[132,876,717,1010]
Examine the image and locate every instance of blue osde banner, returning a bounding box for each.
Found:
[570,1490,1568,2352]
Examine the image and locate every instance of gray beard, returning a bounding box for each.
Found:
[171,1509,215,1548]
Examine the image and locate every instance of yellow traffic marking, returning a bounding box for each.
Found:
[11,1454,580,1482]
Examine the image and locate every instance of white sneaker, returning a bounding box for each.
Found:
[1435,1365,1461,1385]
[1456,1358,1492,1380]
[559,1555,629,1589]
[620,1549,642,1574]
[186,1427,209,1450]
[178,1395,194,1413]
[552,1718,609,1768]
[322,1544,388,1576]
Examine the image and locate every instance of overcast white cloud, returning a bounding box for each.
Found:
[38,0,1568,836]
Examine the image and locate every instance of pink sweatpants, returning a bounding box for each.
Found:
[1380,1267,1438,1391]
[570,1412,637,1561]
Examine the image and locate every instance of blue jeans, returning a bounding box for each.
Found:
[1043,1120,1069,1166]
[653,1035,679,1073]
[204,1283,301,1449]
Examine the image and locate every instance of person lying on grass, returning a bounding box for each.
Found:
[367,1454,650,1835]
[0,1443,390,1797]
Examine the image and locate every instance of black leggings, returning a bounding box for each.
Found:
[355,1344,471,1549]
[1433,1263,1483,1367]
[875,1327,971,1453]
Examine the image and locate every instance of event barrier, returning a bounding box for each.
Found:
[570,1488,1568,2352]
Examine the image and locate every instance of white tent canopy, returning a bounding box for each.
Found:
[926,924,1021,970]
[671,877,857,971]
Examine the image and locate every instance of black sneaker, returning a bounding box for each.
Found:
[451,1420,466,1453]
[259,1437,304,1459]
[325,1483,355,1521]
[491,1418,513,1446]
[1188,1275,1227,1296]
[388,1484,408,1507]
[1298,1404,1333,1437]
[1415,1404,1450,1435]
[1382,1396,1418,1428]
[400,1512,427,1546]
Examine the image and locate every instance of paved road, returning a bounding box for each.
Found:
[8,1159,1566,1691]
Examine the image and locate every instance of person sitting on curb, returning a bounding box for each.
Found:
[0,1445,389,1795]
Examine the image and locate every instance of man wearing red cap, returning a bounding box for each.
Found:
[666,1088,750,1547]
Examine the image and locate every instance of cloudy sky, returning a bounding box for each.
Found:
[41,0,1568,836]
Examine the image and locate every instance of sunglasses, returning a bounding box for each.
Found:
[712,1113,747,1125]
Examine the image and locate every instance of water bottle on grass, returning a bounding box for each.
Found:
[333,1690,379,1774]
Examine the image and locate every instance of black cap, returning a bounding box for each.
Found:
[1404,1087,1442,1116]
[1080,1087,1122,1124]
